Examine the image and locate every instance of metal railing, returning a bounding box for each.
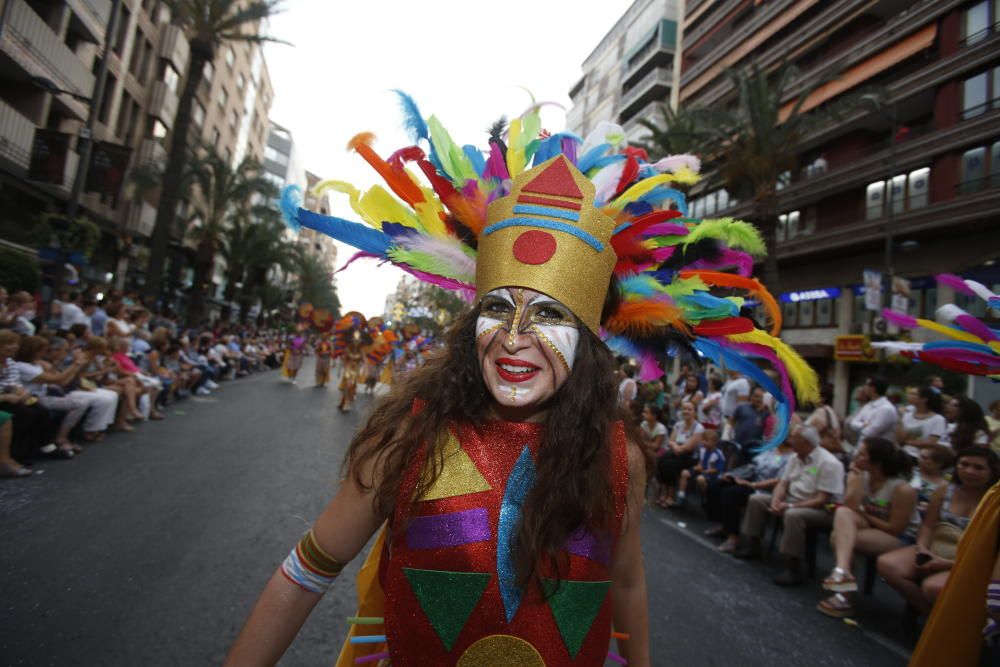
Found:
[619,67,672,113]
[0,99,35,170]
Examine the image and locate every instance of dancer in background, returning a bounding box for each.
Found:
[314,335,333,388]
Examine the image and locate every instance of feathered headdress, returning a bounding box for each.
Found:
[872,274,1000,377]
[281,92,818,447]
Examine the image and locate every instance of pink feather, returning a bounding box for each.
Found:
[403,267,474,293]
[644,223,691,237]
[690,248,755,276]
[881,309,919,329]
[638,351,664,381]
[935,273,976,296]
[955,314,998,342]
[335,251,379,273]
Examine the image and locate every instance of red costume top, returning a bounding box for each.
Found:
[381,418,629,666]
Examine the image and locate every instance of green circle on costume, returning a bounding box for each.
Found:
[456,635,545,666]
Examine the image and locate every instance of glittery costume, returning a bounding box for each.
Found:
[315,338,333,387]
[379,418,628,666]
[282,335,305,377]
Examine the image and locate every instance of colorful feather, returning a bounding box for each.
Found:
[392,90,429,143]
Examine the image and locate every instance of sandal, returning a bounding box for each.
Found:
[654,499,670,509]
[704,526,726,538]
[717,540,738,553]
[822,567,858,593]
[817,593,855,619]
[0,462,33,478]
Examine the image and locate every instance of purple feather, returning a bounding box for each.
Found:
[483,142,510,182]
[936,273,976,296]
[335,251,379,273]
[561,136,578,165]
[690,248,754,276]
[881,309,919,329]
[955,314,998,342]
[644,223,691,237]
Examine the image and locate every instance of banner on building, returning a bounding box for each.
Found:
[28,129,71,185]
[834,335,877,362]
[888,276,912,334]
[863,270,882,311]
[86,141,132,200]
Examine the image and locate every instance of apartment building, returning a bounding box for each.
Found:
[566,0,681,142]
[680,0,1000,410]
[0,0,273,294]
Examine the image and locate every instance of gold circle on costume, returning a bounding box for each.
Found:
[457,635,545,666]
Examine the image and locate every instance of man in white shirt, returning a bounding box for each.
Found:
[846,376,899,444]
[59,292,90,331]
[721,370,750,420]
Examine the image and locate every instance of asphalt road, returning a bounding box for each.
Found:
[0,360,913,666]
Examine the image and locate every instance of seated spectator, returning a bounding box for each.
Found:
[817,437,917,618]
[6,291,38,336]
[104,302,132,338]
[705,440,792,553]
[0,411,30,477]
[735,424,846,586]
[677,427,725,508]
[164,343,201,397]
[654,401,704,509]
[43,337,119,441]
[897,386,946,461]
[0,330,60,461]
[676,374,704,422]
[806,385,843,456]
[59,291,89,332]
[910,445,952,519]
[144,330,176,403]
[81,337,141,431]
[730,386,770,448]
[845,376,898,444]
[109,337,164,420]
[878,447,1000,615]
[639,403,667,460]
[940,396,991,450]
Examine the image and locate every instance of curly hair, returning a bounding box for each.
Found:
[344,301,639,591]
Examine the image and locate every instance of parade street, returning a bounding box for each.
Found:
[1,361,912,667]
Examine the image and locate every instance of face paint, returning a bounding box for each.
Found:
[476,288,580,416]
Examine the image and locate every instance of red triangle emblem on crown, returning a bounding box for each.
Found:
[522,157,583,199]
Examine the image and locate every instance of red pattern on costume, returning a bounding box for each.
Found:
[382,418,629,666]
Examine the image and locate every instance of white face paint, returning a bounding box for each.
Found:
[476,287,580,415]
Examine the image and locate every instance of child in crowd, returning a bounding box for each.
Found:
[677,427,725,507]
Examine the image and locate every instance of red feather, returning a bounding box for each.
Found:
[614,154,639,199]
[693,317,755,336]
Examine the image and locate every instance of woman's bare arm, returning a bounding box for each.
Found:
[611,440,650,667]
[224,456,386,667]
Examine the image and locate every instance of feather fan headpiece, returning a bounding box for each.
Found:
[281,91,818,448]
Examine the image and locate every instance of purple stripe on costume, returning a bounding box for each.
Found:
[565,527,611,564]
[406,509,490,550]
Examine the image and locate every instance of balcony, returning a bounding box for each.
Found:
[618,67,672,123]
[0,99,36,172]
[159,23,190,74]
[126,199,157,237]
[149,81,179,129]
[135,138,166,168]
[0,0,95,120]
[66,0,112,44]
[622,19,677,87]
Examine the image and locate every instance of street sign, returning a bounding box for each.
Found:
[863,270,882,311]
[835,335,877,362]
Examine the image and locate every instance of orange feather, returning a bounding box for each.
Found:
[678,270,782,335]
[348,132,425,207]
[605,300,691,337]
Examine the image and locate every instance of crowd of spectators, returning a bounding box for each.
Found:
[619,357,1000,639]
[0,286,285,478]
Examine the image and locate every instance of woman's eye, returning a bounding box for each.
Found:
[482,300,512,315]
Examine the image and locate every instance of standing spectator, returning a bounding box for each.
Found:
[817,437,917,618]
[699,376,723,428]
[845,376,898,444]
[705,442,792,553]
[677,427,725,507]
[735,424,846,586]
[59,291,89,331]
[987,400,1000,454]
[618,363,638,412]
[730,387,770,448]
[639,404,667,459]
[720,370,751,438]
[897,386,946,460]
[6,292,37,336]
[655,401,704,508]
[940,396,991,450]
[878,447,1000,615]
[86,299,108,336]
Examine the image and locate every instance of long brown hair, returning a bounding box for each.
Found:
[345,303,631,590]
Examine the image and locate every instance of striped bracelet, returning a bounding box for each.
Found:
[280,528,345,594]
[988,580,1000,611]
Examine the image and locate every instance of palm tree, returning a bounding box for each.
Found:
[144,0,283,302]
[184,153,277,323]
[636,103,711,158]
[296,251,340,316]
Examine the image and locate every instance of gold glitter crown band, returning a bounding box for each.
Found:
[476,156,617,333]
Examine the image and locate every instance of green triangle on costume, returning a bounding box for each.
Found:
[543,578,611,658]
[403,568,491,651]
[420,431,492,501]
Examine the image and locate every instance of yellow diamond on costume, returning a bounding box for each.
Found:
[456,635,546,667]
[420,431,491,501]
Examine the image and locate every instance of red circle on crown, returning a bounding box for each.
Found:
[512,230,557,265]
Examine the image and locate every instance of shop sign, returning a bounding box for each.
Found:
[780,287,841,303]
[835,335,877,362]
[863,270,882,311]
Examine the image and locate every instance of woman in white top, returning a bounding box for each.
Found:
[104,302,133,339]
[655,401,705,508]
[897,386,947,460]
[676,374,704,419]
[639,404,667,456]
[819,436,917,618]
[617,363,638,411]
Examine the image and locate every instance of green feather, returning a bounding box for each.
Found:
[428,116,476,184]
[387,248,474,282]
[683,218,766,256]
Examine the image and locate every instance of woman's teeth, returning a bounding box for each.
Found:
[499,363,537,374]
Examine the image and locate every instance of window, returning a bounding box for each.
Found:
[782,301,798,328]
[265,145,289,166]
[163,64,179,93]
[866,180,885,220]
[866,168,932,217]
[217,86,228,110]
[716,189,729,210]
[815,297,834,326]
[225,46,235,68]
[786,210,800,239]
[230,109,239,129]
[961,146,987,193]
[151,118,167,139]
[192,101,205,127]
[776,170,791,191]
[777,214,787,242]
[798,300,814,327]
[888,174,906,215]
[962,0,1000,44]
[237,73,246,92]
[962,71,989,118]
[202,61,214,83]
[992,141,1000,188]
[704,191,717,216]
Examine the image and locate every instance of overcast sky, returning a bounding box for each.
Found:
[263,0,632,315]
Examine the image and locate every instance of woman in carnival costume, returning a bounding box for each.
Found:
[225,94,817,667]
[871,274,1000,666]
[315,334,334,388]
[337,313,369,413]
[281,327,307,384]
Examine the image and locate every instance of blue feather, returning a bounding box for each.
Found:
[381,222,419,240]
[280,185,303,232]
[577,143,610,172]
[636,186,689,216]
[924,340,995,354]
[625,201,654,217]
[586,154,627,173]
[392,90,428,143]
[463,145,486,177]
[296,209,391,256]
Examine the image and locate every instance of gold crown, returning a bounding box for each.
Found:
[475,155,617,332]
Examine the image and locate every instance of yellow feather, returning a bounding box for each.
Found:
[411,174,448,237]
[506,118,526,178]
[611,172,697,211]
[359,185,423,232]
[312,179,372,225]
[916,319,986,345]
[727,329,820,405]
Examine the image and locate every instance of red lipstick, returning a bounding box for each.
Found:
[495,357,541,383]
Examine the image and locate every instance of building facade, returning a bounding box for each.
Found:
[566,0,681,143]
[680,0,1000,412]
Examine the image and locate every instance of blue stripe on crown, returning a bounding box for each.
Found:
[511,204,580,222]
[482,217,604,252]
